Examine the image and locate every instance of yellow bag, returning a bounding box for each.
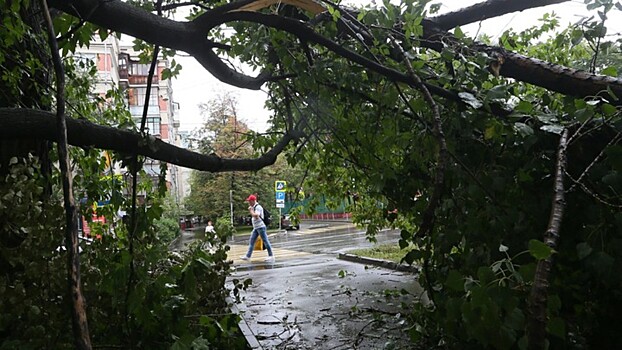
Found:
[254,236,263,251]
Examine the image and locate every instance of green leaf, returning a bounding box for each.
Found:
[601,103,617,116]
[357,10,366,21]
[602,171,620,186]
[514,122,533,137]
[605,145,622,171]
[535,113,558,124]
[601,66,618,77]
[547,317,566,339]
[486,85,507,100]
[589,252,615,275]
[445,270,464,292]
[402,249,423,264]
[454,26,465,39]
[571,28,584,45]
[540,125,564,135]
[477,266,495,285]
[400,229,410,240]
[576,242,592,259]
[548,294,562,313]
[398,239,409,249]
[196,257,213,268]
[515,100,533,113]
[161,68,171,80]
[458,92,483,109]
[528,239,554,260]
[574,108,594,122]
[484,126,495,140]
[506,308,525,330]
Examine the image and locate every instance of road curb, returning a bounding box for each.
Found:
[337,253,419,273]
[228,297,263,349]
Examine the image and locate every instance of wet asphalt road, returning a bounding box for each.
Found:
[228,223,423,349]
[172,222,423,349]
[233,256,422,349]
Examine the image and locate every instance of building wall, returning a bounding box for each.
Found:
[75,39,185,206]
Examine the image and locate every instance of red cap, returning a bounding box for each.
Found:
[245,194,257,201]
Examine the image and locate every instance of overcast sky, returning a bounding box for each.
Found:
[172,0,622,134]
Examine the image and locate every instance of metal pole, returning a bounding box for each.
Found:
[229,189,234,225]
[229,189,234,242]
[279,207,282,231]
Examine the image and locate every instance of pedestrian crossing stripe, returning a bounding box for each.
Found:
[228,243,311,263]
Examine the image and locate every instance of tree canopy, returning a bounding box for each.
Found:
[2,0,622,349]
[184,92,305,221]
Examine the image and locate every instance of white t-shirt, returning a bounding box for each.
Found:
[252,204,266,229]
[205,224,215,234]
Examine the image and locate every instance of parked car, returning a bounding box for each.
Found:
[281,214,300,230]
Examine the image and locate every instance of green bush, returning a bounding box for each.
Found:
[154,216,180,243]
[0,158,249,349]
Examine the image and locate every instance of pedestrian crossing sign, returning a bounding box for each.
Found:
[275,180,287,192]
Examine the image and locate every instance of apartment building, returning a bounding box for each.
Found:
[75,36,184,204]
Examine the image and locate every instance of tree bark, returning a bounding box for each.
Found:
[429,0,567,30]
[0,108,301,172]
[528,128,569,350]
[40,0,92,348]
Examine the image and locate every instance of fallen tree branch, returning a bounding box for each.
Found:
[0,108,302,172]
[528,128,569,350]
[429,0,567,30]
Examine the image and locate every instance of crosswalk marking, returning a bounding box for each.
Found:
[228,243,312,264]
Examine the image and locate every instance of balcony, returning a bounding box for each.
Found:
[128,75,159,85]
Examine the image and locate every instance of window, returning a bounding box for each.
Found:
[146,117,161,135]
[128,87,158,106]
[119,56,128,70]
[129,62,151,76]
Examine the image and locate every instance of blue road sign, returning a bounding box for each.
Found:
[275,180,287,192]
[276,192,286,200]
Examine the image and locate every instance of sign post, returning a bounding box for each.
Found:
[275,180,286,231]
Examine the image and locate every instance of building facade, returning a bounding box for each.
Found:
[76,36,184,204]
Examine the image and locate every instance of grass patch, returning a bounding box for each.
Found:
[348,243,412,263]
[233,226,253,235]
